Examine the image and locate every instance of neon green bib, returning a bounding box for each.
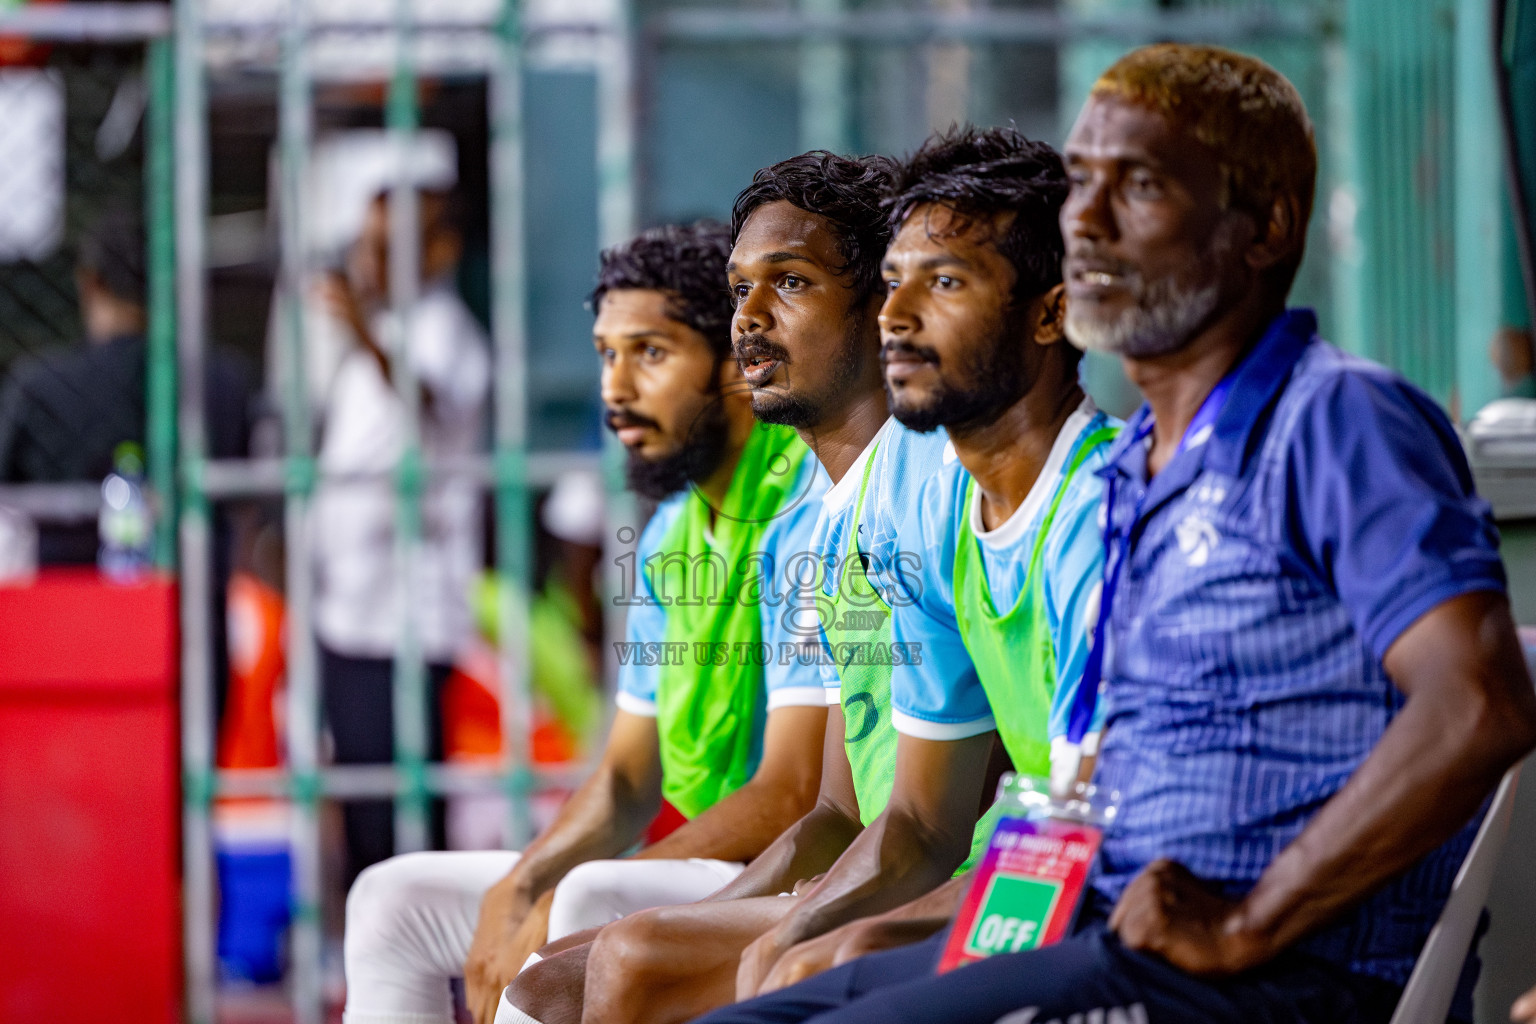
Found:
[952,425,1119,777]
[650,423,812,820]
[819,447,898,826]
[820,442,997,871]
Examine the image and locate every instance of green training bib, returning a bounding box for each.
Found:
[819,446,898,826]
[650,423,812,820]
[952,425,1119,778]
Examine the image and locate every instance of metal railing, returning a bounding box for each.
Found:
[6,3,1503,1022]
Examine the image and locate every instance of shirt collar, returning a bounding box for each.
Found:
[970,397,1099,548]
[822,417,891,513]
[1100,308,1317,482]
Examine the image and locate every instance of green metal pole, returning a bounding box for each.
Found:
[172,0,216,1019]
[596,0,639,720]
[388,0,431,855]
[800,0,852,153]
[275,1,324,1019]
[1456,0,1513,420]
[145,38,176,570]
[492,0,535,846]
[1341,0,1459,405]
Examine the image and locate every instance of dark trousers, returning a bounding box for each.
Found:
[319,645,452,887]
[692,919,1403,1024]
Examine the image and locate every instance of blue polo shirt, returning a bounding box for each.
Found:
[1091,309,1505,1008]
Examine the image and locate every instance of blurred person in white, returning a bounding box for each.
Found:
[312,186,491,887]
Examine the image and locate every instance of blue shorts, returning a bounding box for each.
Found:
[692,918,1403,1024]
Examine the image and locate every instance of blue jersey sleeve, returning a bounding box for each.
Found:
[1288,366,1506,660]
[614,495,684,717]
[761,458,834,709]
[890,466,995,740]
[1042,459,1110,741]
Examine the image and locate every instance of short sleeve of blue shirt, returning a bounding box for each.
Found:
[889,415,1113,743]
[759,456,834,709]
[1040,466,1110,740]
[1288,365,1506,660]
[614,494,685,717]
[889,465,994,738]
[815,421,952,700]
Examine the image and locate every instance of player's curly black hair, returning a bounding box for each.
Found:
[589,220,734,358]
[730,151,899,301]
[885,126,1070,311]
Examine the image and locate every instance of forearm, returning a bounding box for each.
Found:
[510,766,659,899]
[873,871,969,927]
[640,776,818,865]
[777,809,967,946]
[1233,682,1536,954]
[706,801,864,900]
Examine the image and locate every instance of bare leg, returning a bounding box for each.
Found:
[582,896,802,1024]
[535,927,601,961]
[499,944,591,1024]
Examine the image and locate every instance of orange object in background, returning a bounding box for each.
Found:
[0,570,180,1024]
[442,639,581,766]
[0,0,63,66]
[219,572,287,773]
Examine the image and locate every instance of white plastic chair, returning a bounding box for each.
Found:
[1387,763,1523,1024]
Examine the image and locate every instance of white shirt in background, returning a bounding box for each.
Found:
[312,280,491,663]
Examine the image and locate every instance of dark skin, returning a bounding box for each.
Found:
[1062,95,1536,976]
[729,200,888,484]
[740,205,1091,998]
[549,701,864,1024]
[460,288,827,1024]
[507,204,897,1024]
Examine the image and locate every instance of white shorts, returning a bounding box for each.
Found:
[342,851,744,1024]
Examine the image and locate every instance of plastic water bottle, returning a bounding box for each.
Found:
[99,442,153,582]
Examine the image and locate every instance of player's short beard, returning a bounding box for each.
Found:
[611,396,731,502]
[1065,225,1239,359]
[885,321,1026,434]
[739,308,869,430]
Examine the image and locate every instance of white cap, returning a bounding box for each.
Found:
[542,469,605,547]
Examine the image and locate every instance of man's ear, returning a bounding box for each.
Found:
[1033,283,1067,346]
[1245,193,1304,274]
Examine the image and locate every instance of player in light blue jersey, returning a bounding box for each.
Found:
[719,126,1117,1001]
[889,406,1110,792]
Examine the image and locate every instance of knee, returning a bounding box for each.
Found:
[344,851,452,954]
[500,965,546,1022]
[547,859,628,937]
[500,949,580,1024]
[589,909,670,992]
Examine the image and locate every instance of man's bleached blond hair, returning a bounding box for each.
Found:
[1091,43,1317,232]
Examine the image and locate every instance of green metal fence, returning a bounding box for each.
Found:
[0,1,1525,1021]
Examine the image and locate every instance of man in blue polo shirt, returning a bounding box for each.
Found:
[691,43,1536,1024]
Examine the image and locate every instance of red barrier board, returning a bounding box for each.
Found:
[0,569,181,1024]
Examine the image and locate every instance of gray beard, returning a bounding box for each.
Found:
[1064,228,1239,359]
[1065,278,1221,359]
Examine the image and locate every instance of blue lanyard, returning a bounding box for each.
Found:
[1065,377,1234,744]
